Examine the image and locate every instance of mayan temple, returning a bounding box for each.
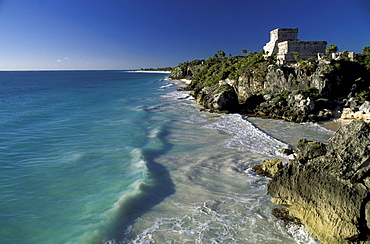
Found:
[263,28,327,63]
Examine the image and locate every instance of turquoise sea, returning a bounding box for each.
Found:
[0,71,334,244]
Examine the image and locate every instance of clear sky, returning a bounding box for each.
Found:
[0,0,369,70]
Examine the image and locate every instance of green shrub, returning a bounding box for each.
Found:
[295,87,320,99]
[278,90,291,99]
[190,50,269,87]
[216,84,232,93]
[355,90,370,104]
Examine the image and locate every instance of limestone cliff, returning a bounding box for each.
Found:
[266,121,370,243]
[170,58,370,121]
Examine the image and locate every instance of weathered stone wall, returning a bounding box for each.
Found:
[263,28,327,63]
[275,28,298,41]
[277,40,327,61]
[288,41,327,54]
[263,28,299,55]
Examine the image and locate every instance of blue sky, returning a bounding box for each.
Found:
[0,0,369,70]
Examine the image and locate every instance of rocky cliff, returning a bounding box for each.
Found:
[170,57,370,122]
[263,121,370,243]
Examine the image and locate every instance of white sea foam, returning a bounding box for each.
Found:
[159,83,174,89]
[286,223,319,244]
[204,114,290,156]
[161,90,194,100]
[126,192,317,243]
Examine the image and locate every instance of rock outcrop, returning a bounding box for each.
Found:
[190,83,240,113]
[171,58,369,121]
[340,101,370,122]
[266,121,370,243]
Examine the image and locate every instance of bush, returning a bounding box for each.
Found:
[354,90,370,104]
[216,84,232,93]
[190,51,269,87]
[278,90,292,99]
[295,87,320,100]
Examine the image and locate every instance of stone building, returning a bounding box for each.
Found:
[263,28,327,63]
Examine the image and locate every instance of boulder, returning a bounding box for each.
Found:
[193,84,239,113]
[252,158,283,178]
[267,120,370,243]
[360,101,370,113]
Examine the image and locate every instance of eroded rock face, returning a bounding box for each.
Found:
[267,121,370,243]
[191,84,239,113]
[341,101,370,122]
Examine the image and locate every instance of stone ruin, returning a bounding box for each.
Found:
[263,28,327,64]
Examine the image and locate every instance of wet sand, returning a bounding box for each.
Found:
[320,119,352,131]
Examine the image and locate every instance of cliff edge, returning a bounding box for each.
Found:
[170,53,370,122]
[265,120,370,243]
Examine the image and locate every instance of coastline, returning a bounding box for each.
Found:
[129,70,171,73]
[320,118,354,131]
[177,78,191,84]
[173,76,352,132]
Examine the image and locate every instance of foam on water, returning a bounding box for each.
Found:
[125,192,319,244]
[161,90,195,100]
[0,72,328,244]
[204,114,291,156]
[117,83,328,244]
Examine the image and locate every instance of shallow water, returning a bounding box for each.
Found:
[0,71,333,243]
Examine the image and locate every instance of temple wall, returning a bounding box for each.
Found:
[278,41,327,55]
[275,28,298,41]
[263,28,327,63]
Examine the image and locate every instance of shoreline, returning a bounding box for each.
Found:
[129,70,171,73]
[320,118,354,131]
[170,76,366,132]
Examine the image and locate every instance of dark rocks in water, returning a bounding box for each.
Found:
[279,148,294,156]
[191,83,239,113]
[265,120,370,243]
[272,207,302,226]
[252,158,283,178]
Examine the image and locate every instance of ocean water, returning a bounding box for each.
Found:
[0,71,334,244]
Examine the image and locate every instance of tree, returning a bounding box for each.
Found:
[241,49,248,56]
[326,44,338,54]
[357,46,370,71]
[362,46,370,54]
[294,52,300,62]
[217,50,226,58]
[341,50,350,60]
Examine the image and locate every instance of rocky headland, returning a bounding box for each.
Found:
[169,49,370,243]
[169,52,370,123]
[254,120,370,243]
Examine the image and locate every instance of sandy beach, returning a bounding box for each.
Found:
[129,70,171,73]
[321,119,352,131]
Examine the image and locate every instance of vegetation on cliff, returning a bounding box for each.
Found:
[170,46,370,122]
[357,46,370,71]
[175,50,273,88]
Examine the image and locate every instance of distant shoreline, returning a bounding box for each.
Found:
[129,70,171,74]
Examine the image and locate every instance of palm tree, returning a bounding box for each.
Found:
[362,46,370,54]
[326,44,338,54]
[217,50,226,58]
